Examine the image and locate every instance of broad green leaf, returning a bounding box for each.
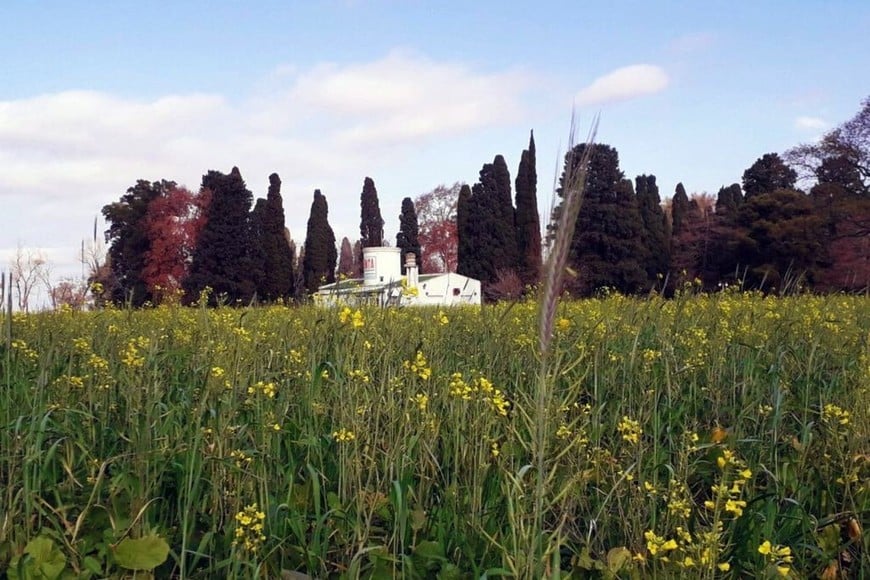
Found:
[113,535,169,571]
[9,536,67,580]
[606,546,631,573]
[414,540,445,562]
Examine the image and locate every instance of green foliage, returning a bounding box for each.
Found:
[252,173,295,302]
[2,294,867,577]
[553,144,649,295]
[635,174,669,285]
[671,182,689,236]
[514,130,542,289]
[184,167,256,304]
[302,189,337,294]
[101,179,173,306]
[458,156,519,296]
[742,152,798,199]
[8,537,66,580]
[735,188,827,288]
[396,197,422,274]
[360,176,385,249]
[113,535,170,571]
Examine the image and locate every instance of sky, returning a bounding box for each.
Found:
[1,0,868,293]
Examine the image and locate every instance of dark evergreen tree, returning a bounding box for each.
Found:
[458,155,518,295]
[635,174,669,284]
[742,153,798,198]
[184,167,256,304]
[553,144,648,295]
[715,183,744,218]
[671,183,690,236]
[396,197,422,274]
[456,184,475,278]
[735,189,826,289]
[252,173,295,302]
[302,190,337,294]
[359,177,384,248]
[102,179,172,306]
[515,130,542,288]
[250,198,269,299]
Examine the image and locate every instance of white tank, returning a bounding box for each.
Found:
[362,247,402,286]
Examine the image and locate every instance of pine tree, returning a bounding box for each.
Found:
[302,190,337,294]
[635,174,669,284]
[253,173,295,302]
[396,197,422,273]
[515,130,542,288]
[184,167,255,304]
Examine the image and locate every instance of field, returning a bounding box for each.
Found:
[1,291,868,578]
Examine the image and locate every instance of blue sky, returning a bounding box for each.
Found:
[1,0,868,292]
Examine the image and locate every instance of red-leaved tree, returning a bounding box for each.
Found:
[415,183,461,273]
[142,186,211,302]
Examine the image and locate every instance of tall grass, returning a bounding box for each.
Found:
[0,291,867,578]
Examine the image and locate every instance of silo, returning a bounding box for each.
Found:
[362,247,402,286]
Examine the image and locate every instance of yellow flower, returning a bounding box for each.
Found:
[333,428,356,443]
[617,415,642,444]
[758,540,772,555]
[776,565,790,577]
[717,562,730,572]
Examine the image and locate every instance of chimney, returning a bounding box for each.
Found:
[404,253,419,289]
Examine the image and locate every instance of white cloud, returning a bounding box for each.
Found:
[794,116,828,131]
[575,64,669,107]
[0,51,533,287]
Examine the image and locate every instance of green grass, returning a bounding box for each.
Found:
[1,291,868,578]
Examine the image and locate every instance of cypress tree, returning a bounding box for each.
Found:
[460,156,518,288]
[302,190,337,294]
[456,184,474,278]
[715,183,743,219]
[250,198,269,300]
[184,167,255,304]
[672,183,690,236]
[253,173,295,302]
[635,174,669,284]
[515,130,542,288]
[396,197,422,273]
[555,144,647,295]
[359,177,384,248]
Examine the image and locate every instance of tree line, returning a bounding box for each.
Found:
[87,96,867,307]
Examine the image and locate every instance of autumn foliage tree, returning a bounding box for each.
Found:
[141,185,210,302]
[415,183,460,272]
[102,179,172,306]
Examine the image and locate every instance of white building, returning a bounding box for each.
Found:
[314,246,481,307]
